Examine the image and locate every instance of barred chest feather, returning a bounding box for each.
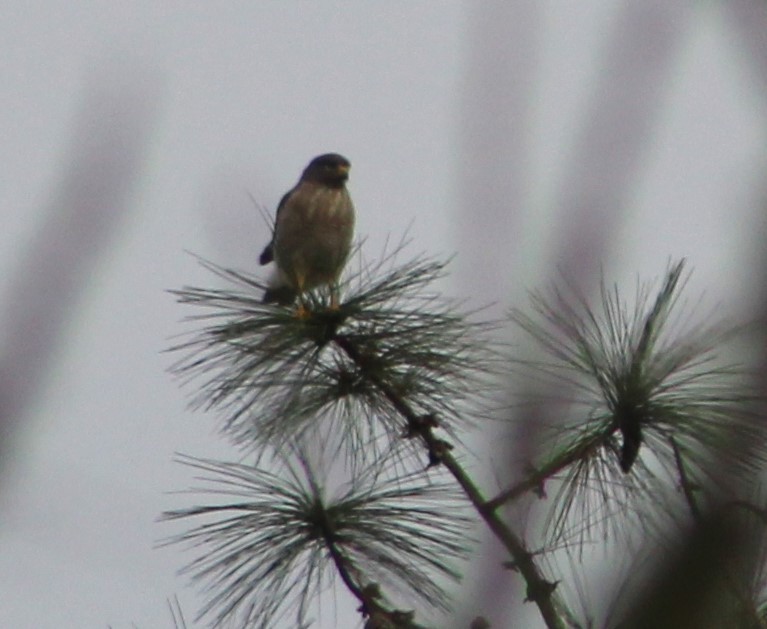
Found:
[273,183,355,290]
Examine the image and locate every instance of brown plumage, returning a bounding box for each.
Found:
[260,154,355,310]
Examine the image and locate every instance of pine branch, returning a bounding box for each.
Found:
[330,333,567,629]
[485,425,612,510]
[161,452,468,628]
[168,252,568,627]
[488,260,764,547]
[168,253,498,467]
[167,253,766,628]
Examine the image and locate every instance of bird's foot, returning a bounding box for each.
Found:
[328,289,342,311]
[294,304,311,319]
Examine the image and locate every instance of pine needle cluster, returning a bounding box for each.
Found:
[165,248,496,627]
[502,261,764,543]
[168,253,496,462]
[162,453,470,628]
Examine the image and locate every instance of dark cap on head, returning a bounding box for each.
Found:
[302,153,351,188]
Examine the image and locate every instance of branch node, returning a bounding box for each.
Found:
[524,464,547,499]
[402,413,440,438]
[361,582,382,601]
[426,439,453,469]
[364,608,417,629]
[525,579,559,604]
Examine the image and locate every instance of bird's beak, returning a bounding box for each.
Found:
[338,164,350,177]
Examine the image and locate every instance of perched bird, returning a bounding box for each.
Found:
[260,153,355,313]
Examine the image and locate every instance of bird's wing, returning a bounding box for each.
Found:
[259,188,292,265]
[273,188,292,225]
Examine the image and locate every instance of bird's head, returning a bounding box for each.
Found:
[302,153,351,188]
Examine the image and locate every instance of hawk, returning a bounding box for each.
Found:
[260,153,355,313]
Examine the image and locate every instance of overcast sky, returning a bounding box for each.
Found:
[1,2,766,628]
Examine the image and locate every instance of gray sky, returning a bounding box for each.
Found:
[1,2,766,628]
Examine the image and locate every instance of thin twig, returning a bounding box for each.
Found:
[322,516,426,629]
[325,540,371,611]
[671,437,702,522]
[485,428,613,511]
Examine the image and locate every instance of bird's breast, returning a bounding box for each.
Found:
[303,187,353,222]
[273,184,355,289]
[277,186,354,233]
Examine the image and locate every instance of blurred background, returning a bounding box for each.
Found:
[1,1,766,627]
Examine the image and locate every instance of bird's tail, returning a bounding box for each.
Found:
[259,242,274,265]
